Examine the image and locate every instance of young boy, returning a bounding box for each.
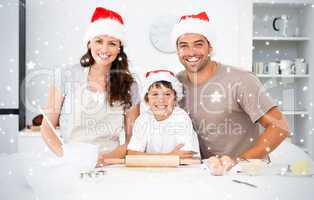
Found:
[127,70,199,158]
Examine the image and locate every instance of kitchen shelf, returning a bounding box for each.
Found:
[253,36,311,41]
[282,110,309,115]
[253,1,314,159]
[253,1,314,8]
[256,74,310,78]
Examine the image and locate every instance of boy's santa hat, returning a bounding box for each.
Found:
[171,11,215,47]
[84,7,125,45]
[142,70,183,101]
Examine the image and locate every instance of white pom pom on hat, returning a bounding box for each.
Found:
[142,70,183,101]
[84,7,126,45]
[171,11,216,47]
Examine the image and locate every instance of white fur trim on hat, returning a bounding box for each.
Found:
[171,17,215,47]
[142,71,183,101]
[83,18,126,45]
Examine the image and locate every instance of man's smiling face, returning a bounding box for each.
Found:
[176,33,212,73]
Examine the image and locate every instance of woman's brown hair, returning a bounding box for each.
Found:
[80,45,134,108]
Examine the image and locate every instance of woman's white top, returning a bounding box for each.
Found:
[54,65,140,153]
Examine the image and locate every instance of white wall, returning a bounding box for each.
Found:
[25,0,253,124]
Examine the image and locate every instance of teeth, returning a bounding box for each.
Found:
[187,57,199,62]
[98,53,109,59]
[155,105,167,109]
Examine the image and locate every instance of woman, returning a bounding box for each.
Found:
[40,7,140,166]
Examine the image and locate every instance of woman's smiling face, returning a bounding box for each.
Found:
[88,35,121,66]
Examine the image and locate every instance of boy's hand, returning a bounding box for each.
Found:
[96,144,128,167]
[169,144,194,158]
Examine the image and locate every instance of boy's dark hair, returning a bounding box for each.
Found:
[144,81,177,103]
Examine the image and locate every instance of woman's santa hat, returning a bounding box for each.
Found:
[171,11,215,47]
[142,70,183,101]
[84,7,125,45]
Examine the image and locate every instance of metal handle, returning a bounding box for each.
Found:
[273,17,280,31]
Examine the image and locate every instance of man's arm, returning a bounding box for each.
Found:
[240,106,289,159]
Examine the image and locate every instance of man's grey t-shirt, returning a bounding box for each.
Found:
[177,63,276,158]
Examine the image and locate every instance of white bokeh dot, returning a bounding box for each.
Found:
[6,86,12,91]
[302,86,308,91]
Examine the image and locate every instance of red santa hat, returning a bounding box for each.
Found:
[142,69,183,101]
[84,7,125,45]
[171,11,215,47]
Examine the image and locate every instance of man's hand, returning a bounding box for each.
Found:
[206,155,236,176]
[169,144,194,158]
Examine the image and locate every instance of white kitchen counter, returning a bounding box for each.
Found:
[8,130,314,200]
[18,129,60,153]
[0,159,314,200]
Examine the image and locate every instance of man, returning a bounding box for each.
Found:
[171,11,289,175]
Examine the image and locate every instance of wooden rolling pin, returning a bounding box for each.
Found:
[102,156,201,167]
[125,155,180,167]
[180,158,202,165]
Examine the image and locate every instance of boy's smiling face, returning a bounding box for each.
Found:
[146,84,176,121]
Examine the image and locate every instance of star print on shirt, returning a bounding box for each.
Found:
[210,91,223,103]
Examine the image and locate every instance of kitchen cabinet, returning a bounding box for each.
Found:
[0,115,19,154]
[0,0,26,153]
[252,1,314,158]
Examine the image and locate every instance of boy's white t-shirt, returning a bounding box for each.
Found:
[127,107,200,154]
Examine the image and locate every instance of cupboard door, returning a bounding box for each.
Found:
[0,0,19,109]
[0,115,18,154]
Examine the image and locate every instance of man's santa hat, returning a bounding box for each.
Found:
[142,70,183,101]
[171,11,215,47]
[84,7,125,45]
